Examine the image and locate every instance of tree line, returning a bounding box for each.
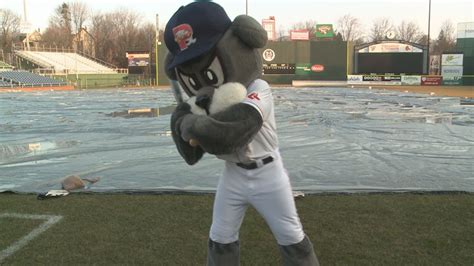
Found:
[0,2,457,68]
[0,2,159,68]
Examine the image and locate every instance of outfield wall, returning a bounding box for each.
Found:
[53,73,128,88]
[258,41,348,84]
[152,41,473,87]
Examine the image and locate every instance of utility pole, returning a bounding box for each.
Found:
[23,0,30,51]
[426,0,431,75]
[155,14,159,87]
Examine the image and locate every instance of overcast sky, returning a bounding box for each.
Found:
[2,0,473,37]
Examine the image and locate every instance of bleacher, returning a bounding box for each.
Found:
[15,50,117,74]
[0,70,66,87]
[0,79,13,87]
[0,60,13,71]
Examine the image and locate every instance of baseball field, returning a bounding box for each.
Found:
[1,84,473,264]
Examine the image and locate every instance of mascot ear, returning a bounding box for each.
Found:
[164,52,177,80]
[231,15,268,48]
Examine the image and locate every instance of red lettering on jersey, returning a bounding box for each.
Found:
[247,92,260,101]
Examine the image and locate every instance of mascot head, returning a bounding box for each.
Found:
[164,1,267,114]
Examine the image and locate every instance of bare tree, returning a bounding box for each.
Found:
[431,20,456,55]
[138,23,157,52]
[336,14,363,42]
[90,9,151,67]
[397,20,424,43]
[42,3,73,48]
[369,17,395,42]
[277,25,289,41]
[0,9,21,52]
[68,1,89,34]
[90,12,117,64]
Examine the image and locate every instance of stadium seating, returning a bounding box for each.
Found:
[0,70,66,87]
[0,79,13,87]
[15,50,116,74]
[0,60,13,70]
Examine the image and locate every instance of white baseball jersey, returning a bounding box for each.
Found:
[216,79,278,163]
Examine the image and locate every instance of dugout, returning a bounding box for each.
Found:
[353,41,427,75]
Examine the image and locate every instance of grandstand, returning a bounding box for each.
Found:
[15,50,119,74]
[0,60,13,71]
[0,79,13,87]
[0,70,67,88]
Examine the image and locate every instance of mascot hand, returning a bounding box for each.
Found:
[170,103,204,165]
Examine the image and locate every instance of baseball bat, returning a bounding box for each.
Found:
[170,80,199,147]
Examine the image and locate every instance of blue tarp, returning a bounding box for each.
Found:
[1,87,473,193]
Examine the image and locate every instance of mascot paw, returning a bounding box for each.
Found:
[170,103,204,165]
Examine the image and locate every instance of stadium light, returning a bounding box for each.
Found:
[155,14,159,86]
[426,0,431,74]
[23,0,30,50]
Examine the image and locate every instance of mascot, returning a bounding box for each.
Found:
[164,2,319,265]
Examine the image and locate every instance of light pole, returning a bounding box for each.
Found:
[23,0,30,51]
[155,14,159,87]
[426,0,431,75]
[246,0,248,15]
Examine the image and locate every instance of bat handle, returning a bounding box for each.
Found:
[189,139,199,147]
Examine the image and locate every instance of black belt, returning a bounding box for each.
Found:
[236,156,274,170]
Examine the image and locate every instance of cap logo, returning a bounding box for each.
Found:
[173,24,197,51]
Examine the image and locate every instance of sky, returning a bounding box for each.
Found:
[2,0,473,38]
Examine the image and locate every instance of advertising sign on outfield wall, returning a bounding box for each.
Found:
[290,30,310,41]
[295,64,326,75]
[442,76,463,85]
[263,63,295,75]
[429,55,441,75]
[358,42,423,53]
[441,65,464,77]
[441,54,464,66]
[441,65,463,85]
[347,75,364,84]
[262,49,276,62]
[421,76,442,86]
[457,22,474,39]
[126,51,150,67]
[441,53,463,85]
[401,76,421,85]
[362,75,402,85]
[315,24,334,38]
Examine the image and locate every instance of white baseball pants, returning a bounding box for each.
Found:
[209,151,305,246]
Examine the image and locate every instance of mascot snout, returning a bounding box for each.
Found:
[195,87,215,113]
[187,82,247,115]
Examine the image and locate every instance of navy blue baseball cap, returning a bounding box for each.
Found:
[165,2,232,70]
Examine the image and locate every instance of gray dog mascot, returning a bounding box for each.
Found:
[164,2,319,265]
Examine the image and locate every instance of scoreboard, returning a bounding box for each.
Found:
[263,63,296,75]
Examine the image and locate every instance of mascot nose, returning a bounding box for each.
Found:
[196,94,211,110]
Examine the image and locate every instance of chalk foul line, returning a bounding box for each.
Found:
[0,213,63,263]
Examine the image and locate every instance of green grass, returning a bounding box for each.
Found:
[0,193,473,265]
[0,217,43,251]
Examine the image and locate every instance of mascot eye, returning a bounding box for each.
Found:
[188,77,198,88]
[204,69,218,85]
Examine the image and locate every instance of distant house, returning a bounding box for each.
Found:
[20,30,42,50]
[72,28,96,57]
